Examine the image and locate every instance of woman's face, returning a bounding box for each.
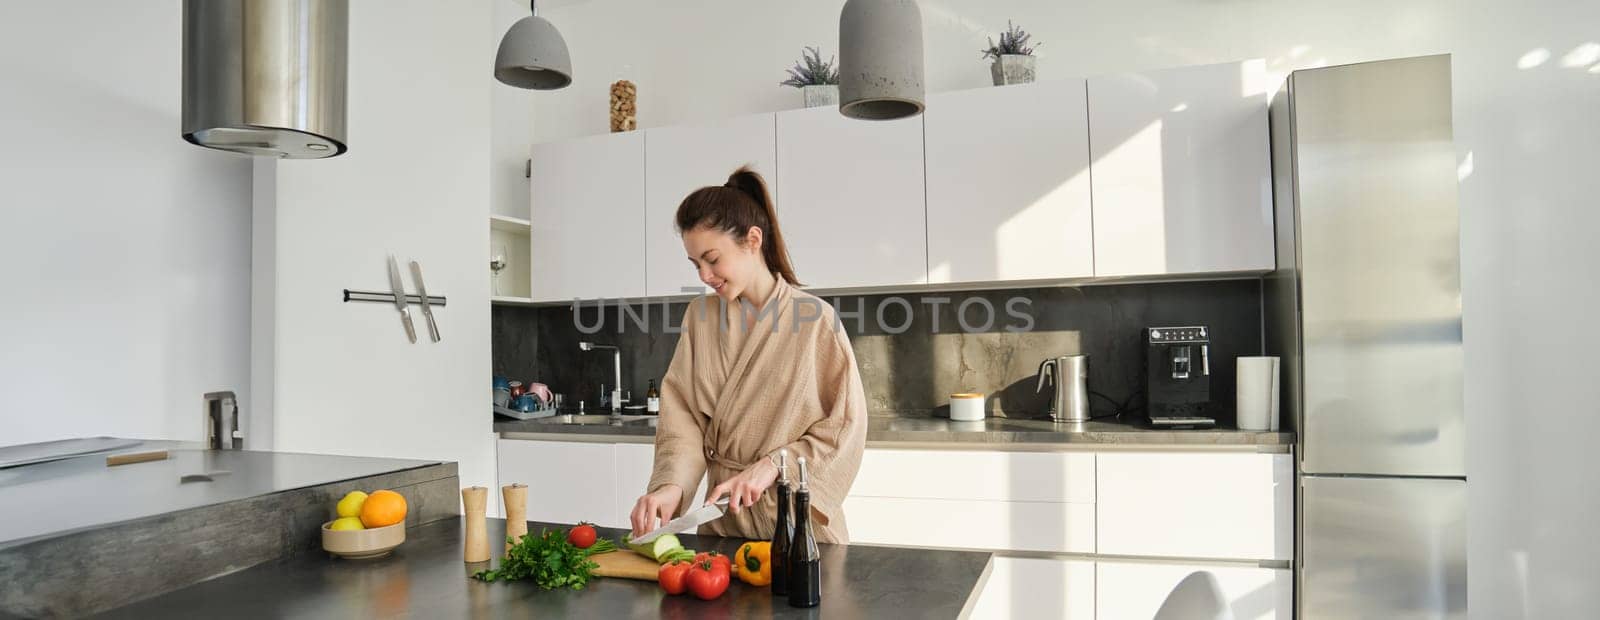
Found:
[682,225,763,303]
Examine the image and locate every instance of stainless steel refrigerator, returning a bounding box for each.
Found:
[1265,55,1467,618]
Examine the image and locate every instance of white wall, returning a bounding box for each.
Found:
[0,2,252,446]
[533,0,1600,616]
[256,0,496,509]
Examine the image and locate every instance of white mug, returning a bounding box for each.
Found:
[1236,356,1281,431]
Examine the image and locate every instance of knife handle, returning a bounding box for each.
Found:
[423,310,440,342]
[400,310,417,343]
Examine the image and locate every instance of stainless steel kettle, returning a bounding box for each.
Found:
[1036,355,1090,423]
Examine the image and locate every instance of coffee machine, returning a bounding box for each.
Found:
[1144,326,1215,428]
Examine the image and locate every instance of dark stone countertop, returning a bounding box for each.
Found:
[95,518,993,619]
[0,442,445,548]
[495,413,1293,449]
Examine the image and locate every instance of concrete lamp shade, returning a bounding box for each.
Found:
[839,0,925,120]
[495,13,572,90]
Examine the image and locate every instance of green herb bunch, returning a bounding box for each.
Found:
[472,529,617,589]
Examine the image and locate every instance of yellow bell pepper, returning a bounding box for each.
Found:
[735,541,772,586]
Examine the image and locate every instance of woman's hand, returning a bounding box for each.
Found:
[705,458,779,515]
[630,485,683,538]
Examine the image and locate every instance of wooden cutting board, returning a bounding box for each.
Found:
[590,551,661,581]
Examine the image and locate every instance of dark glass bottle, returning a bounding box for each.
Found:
[787,457,821,608]
[771,450,794,597]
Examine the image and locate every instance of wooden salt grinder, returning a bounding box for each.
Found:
[462,486,490,563]
[502,483,528,552]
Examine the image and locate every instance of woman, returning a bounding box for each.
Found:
[628,166,868,544]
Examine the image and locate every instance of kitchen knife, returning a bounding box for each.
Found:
[632,497,729,545]
[409,260,441,342]
[387,255,417,343]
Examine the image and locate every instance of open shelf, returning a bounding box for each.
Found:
[490,214,531,233]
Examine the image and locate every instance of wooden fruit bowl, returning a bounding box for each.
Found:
[321,520,405,560]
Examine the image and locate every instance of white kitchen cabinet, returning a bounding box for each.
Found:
[844,495,1095,553]
[644,114,777,297]
[1087,60,1275,277]
[1097,561,1293,620]
[497,439,621,528]
[529,131,646,302]
[971,557,1095,620]
[774,106,926,290]
[924,80,1095,284]
[853,448,1094,503]
[1096,452,1292,561]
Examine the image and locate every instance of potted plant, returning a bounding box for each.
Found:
[780,46,841,108]
[982,21,1039,86]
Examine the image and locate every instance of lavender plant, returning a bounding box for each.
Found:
[981,21,1040,60]
[780,46,840,88]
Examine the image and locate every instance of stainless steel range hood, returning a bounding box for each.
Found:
[182,0,349,158]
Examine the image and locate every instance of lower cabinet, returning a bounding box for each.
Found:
[1096,561,1293,620]
[497,439,705,530]
[500,439,1294,619]
[971,557,1096,619]
[614,442,708,527]
[496,439,618,527]
[844,496,1095,553]
[971,558,1290,620]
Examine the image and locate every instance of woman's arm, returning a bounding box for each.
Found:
[763,326,868,524]
[636,301,709,533]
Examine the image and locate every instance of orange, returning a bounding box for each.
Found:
[359,489,408,528]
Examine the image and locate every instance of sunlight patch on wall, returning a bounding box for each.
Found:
[1457,151,1474,182]
[1560,43,1600,68]
[1517,48,1551,69]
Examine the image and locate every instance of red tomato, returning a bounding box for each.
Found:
[658,560,693,595]
[693,551,732,574]
[685,559,731,600]
[567,522,597,549]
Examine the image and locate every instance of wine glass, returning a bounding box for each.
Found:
[490,244,508,296]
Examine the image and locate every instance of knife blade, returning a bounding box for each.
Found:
[387,255,417,343]
[633,497,729,544]
[409,260,441,342]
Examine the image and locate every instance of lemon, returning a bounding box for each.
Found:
[329,517,365,531]
[336,491,369,518]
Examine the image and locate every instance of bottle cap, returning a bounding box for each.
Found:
[796,456,809,490]
[778,449,790,483]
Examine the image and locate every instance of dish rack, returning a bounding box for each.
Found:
[493,404,558,420]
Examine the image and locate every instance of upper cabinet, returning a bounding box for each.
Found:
[529,131,646,302]
[924,80,1095,284]
[644,113,777,297]
[775,106,927,290]
[1087,61,1275,277]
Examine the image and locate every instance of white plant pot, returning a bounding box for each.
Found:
[991,54,1036,86]
[801,84,839,108]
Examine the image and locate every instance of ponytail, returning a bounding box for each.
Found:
[675,165,802,286]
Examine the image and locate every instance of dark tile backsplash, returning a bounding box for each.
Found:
[493,279,1263,426]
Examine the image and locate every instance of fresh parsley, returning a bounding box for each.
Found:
[472,529,616,590]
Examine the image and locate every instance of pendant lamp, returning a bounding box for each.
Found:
[495,1,572,90]
[839,0,925,120]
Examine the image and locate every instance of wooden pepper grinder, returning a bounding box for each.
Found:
[462,486,490,563]
[502,483,528,552]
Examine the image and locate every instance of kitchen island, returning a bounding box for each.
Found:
[95,518,994,618]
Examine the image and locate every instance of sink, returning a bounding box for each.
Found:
[532,414,657,426]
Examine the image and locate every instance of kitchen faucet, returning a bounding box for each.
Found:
[578,342,622,414]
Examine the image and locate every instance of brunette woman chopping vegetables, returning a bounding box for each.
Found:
[628,166,868,544]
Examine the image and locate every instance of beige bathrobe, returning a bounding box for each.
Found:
[647,278,867,543]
